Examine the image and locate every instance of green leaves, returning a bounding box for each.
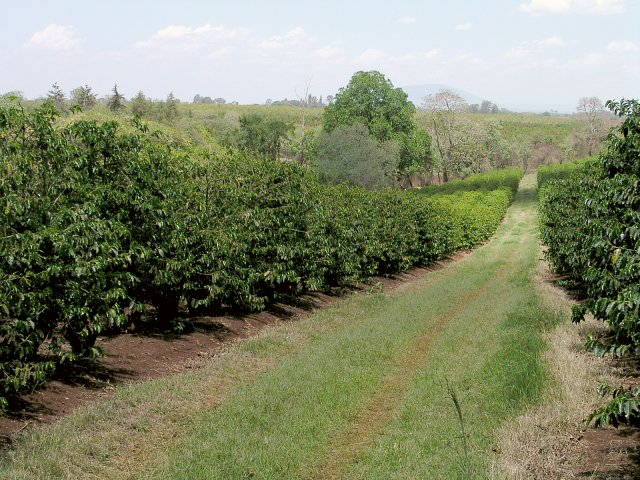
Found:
[0,102,514,410]
[588,385,640,428]
[322,71,431,179]
[539,99,640,428]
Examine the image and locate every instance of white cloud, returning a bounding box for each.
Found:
[398,16,417,24]
[135,23,247,51]
[256,27,307,50]
[455,22,472,31]
[423,48,442,59]
[502,36,567,59]
[520,0,626,15]
[208,47,233,59]
[397,49,442,62]
[356,48,387,63]
[568,51,606,66]
[537,35,567,47]
[607,40,639,52]
[155,24,243,40]
[314,45,345,59]
[24,24,81,51]
[454,51,475,62]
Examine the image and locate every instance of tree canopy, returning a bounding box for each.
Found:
[323,71,416,142]
[322,71,431,179]
[316,123,396,189]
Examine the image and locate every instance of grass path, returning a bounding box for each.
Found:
[0,174,559,479]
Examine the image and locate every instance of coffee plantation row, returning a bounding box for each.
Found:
[419,167,523,198]
[538,99,640,426]
[0,103,522,408]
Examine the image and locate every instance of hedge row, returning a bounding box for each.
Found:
[0,103,515,408]
[537,157,594,190]
[539,100,640,352]
[419,168,523,199]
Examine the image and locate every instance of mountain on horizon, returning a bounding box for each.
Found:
[401,84,484,109]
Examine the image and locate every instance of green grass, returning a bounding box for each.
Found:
[0,175,559,479]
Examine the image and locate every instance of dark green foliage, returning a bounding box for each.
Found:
[323,71,415,141]
[539,99,640,427]
[588,385,640,428]
[315,123,396,189]
[107,84,125,112]
[322,71,432,177]
[0,104,190,406]
[0,103,513,409]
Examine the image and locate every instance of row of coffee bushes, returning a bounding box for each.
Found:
[538,99,640,426]
[419,168,523,199]
[537,157,594,189]
[0,103,516,408]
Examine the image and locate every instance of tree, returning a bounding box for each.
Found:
[396,128,433,179]
[237,114,294,160]
[47,82,66,111]
[577,96,606,155]
[107,84,125,112]
[70,85,97,110]
[296,77,312,165]
[130,91,151,117]
[323,71,415,142]
[577,96,604,133]
[423,89,468,182]
[322,71,431,180]
[161,92,179,123]
[0,91,24,106]
[316,123,396,189]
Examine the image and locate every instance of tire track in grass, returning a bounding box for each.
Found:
[302,257,515,480]
[303,179,535,479]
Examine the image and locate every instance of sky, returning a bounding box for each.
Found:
[1,0,638,112]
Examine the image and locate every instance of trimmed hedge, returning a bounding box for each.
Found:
[538,100,640,428]
[539,100,640,352]
[537,157,594,190]
[419,168,523,200]
[0,103,515,408]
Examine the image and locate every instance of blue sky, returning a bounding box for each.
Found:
[1,0,638,111]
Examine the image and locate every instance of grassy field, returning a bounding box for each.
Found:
[0,175,564,479]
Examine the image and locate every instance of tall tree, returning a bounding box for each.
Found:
[130,91,151,117]
[295,77,312,165]
[107,84,125,112]
[577,96,605,155]
[577,96,604,133]
[162,92,179,123]
[70,85,97,110]
[47,82,66,111]
[423,89,468,182]
[323,71,415,142]
[238,114,294,160]
[323,71,431,180]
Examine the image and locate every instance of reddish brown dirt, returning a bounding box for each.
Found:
[572,357,640,478]
[0,264,450,450]
[575,426,640,479]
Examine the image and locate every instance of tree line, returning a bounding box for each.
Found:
[0,72,610,189]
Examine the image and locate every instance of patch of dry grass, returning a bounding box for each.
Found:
[493,260,617,479]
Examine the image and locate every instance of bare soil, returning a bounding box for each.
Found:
[573,355,640,479]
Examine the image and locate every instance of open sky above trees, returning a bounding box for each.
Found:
[1,0,638,112]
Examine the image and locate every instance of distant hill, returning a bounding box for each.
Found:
[401,84,484,109]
